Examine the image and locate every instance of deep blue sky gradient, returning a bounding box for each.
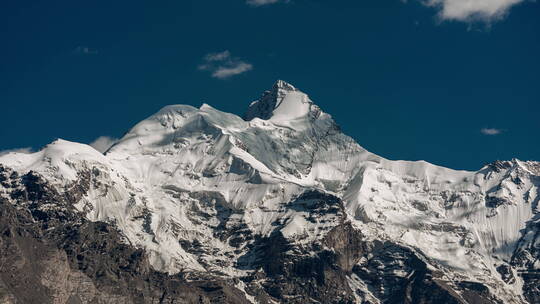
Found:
[1,0,539,170]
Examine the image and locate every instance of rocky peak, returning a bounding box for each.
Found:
[244,80,316,122]
[272,79,297,92]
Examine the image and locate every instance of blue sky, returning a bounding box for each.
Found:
[0,0,538,170]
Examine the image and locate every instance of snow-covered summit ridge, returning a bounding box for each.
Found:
[273,79,297,91]
[244,79,322,123]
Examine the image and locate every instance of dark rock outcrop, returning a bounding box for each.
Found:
[0,165,250,304]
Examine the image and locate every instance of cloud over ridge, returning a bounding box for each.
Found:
[90,136,119,153]
[0,147,33,156]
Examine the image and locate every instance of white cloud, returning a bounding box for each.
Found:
[89,136,118,153]
[246,0,282,6]
[0,147,33,156]
[212,63,253,79]
[422,0,525,22]
[204,50,231,61]
[481,127,503,135]
[198,51,253,79]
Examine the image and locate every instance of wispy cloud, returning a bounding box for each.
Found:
[74,46,98,55]
[90,136,118,153]
[204,50,233,61]
[246,0,283,6]
[0,147,33,156]
[413,0,525,23]
[198,51,253,79]
[481,128,503,135]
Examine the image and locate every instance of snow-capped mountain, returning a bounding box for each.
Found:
[0,80,538,303]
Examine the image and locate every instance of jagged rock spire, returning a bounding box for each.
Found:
[272,79,297,92]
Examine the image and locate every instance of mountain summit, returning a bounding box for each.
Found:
[273,79,297,91]
[244,80,320,122]
[0,81,539,303]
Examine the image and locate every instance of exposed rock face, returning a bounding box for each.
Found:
[0,81,539,303]
[511,220,540,304]
[0,165,250,304]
